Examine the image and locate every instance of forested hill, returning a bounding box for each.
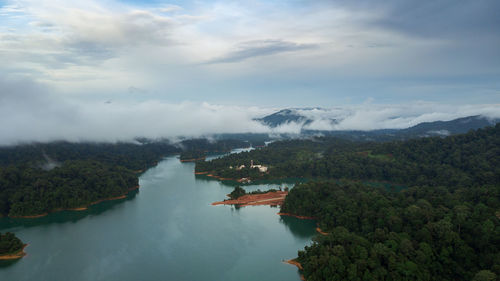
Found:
[282,181,499,281]
[0,139,250,171]
[273,124,500,280]
[196,124,500,188]
[0,139,250,217]
[0,160,139,217]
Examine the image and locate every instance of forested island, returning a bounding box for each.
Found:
[0,232,25,259]
[202,124,500,280]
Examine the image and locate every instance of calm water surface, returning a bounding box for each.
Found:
[0,155,316,281]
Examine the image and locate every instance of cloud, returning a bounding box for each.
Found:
[0,0,498,111]
[1,76,498,146]
[0,77,272,145]
[206,39,317,64]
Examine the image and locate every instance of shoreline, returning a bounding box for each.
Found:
[277,213,316,220]
[195,172,254,183]
[284,259,305,281]
[277,213,328,235]
[180,157,206,162]
[0,244,28,260]
[316,227,329,236]
[9,185,140,219]
[204,173,238,181]
[212,191,288,207]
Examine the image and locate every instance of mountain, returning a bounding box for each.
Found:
[400,115,498,137]
[256,107,342,128]
[256,108,314,127]
[257,108,499,141]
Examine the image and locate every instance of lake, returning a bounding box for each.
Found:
[0,155,317,281]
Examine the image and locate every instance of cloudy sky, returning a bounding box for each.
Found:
[1,0,499,144]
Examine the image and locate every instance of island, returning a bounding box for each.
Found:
[212,186,288,207]
[0,232,26,260]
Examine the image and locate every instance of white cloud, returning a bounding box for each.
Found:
[0,77,498,145]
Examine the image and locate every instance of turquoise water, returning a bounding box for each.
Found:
[0,156,316,281]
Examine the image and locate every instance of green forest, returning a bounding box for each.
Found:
[199,124,500,280]
[0,160,138,216]
[0,139,249,217]
[282,181,499,281]
[196,124,499,188]
[0,232,24,255]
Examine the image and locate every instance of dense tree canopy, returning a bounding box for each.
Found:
[0,160,138,216]
[282,181,500,281]
[199,124,500,280]
[0,138,250,217]
[197,124,500,188]
[0,232,24,255]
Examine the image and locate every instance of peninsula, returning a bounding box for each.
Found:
[212,186,288,207]
[0,232,26,260]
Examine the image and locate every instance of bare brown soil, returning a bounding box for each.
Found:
[316,227,329,235]
[276,213,316,220]
[180,157,206,162]
[284,259,305,280]
[0,244,28,260]
[212,191,288,206]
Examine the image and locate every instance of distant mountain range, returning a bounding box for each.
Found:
[256,108,499,141]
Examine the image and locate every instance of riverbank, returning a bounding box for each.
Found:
[197,172,238,181]
[9,185,140,219]
[212,191,288,206]
[0,244,28,260]
[180,157,206,162]
[277,213,316,220]
[278,213,329,235]
[284,259,305,281]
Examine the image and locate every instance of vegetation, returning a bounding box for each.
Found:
[282,181,500,281]
[0,160,138,217]
[0,141,179,171]
[197,124,500,188]
[228,186,280,200]
[229,186,246,199]
[180,150,206,161]
[0,232,24,255]
[201,124,500,280]
[0,138,250,217]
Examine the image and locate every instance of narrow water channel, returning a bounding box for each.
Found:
[0,155,317,281]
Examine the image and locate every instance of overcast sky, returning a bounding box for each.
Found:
[0,0,499,144]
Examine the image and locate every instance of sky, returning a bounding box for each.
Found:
[0,0,499,144]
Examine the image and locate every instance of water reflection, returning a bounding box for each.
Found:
[0,258,21,268]
[279,215,317,239]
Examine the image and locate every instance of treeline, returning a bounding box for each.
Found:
[0,160,138,217]
[228,186,280,199]
[197,124,500,188]
[0,141,179,171]
[0,138,252,217]
[0,232,24,255]
[179,139,250,161]
[0,139,251,170]
[195,138,352,178]
[282,181,500,281]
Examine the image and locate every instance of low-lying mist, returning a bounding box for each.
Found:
[1,78,499,146]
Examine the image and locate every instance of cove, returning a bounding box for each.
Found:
[0,155,316,281]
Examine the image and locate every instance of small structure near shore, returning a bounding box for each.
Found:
[230,160,268,173]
